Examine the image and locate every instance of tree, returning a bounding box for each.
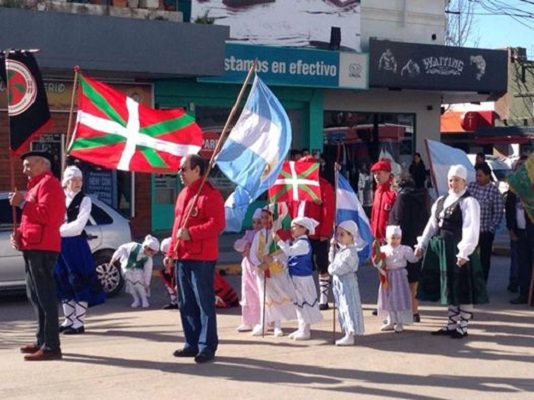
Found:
[445,0,479,47]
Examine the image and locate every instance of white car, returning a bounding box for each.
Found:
[467,154,512,194]
[0,192,132,297]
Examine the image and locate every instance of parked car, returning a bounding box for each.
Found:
[467,154,512,194]
[0,192,132,297]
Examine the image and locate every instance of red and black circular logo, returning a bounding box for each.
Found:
[6,59,37,116]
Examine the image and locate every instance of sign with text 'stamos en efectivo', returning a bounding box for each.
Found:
[198,43,368,90]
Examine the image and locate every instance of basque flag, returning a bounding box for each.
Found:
[0,51,52,156]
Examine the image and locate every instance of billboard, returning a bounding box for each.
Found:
[191,0,361,52]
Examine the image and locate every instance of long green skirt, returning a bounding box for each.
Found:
[417,236,489,305]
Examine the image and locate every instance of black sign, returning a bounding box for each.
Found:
[369,39,508,92]
[85,169,117,208]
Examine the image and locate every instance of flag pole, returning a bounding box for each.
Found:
[63,66,80,172]
[332,162,339,344]
[173,61,257,254]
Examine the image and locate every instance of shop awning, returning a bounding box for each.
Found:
[475,126,534,144]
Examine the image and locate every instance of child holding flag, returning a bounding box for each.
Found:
[234,208,263,332]
[273,217,323,341]
[375,226,420,333]
[328,220,365,346]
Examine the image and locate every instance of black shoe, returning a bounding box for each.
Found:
[318,303,329,311]
[194,353,214,364]
[413,313,421,323]
[173,349,197,358]
[162,303,179,310]
[450,329,468,339]
[372,309,378,316]
[59,325,72,333]
[507,284,519,293]
[63,326,85,335]
[431,328,454,336]
[510,296,527,305]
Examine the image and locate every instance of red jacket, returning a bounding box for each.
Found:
[168,179,225,261]
[289,178,335,240]
[18,171,66,252]
[370,180,396,241]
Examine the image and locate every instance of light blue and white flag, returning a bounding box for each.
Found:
[426,139,475,197]
[216,76,292,231]
[336,173,373,263]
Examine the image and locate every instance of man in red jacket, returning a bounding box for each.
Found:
[370,160,396,242]
[163,154,225,364]
[9,151,66,361]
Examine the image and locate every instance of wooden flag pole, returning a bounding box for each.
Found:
[63,66,80,172]
[173,61,257,254]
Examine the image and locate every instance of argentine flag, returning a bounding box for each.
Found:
[336,173,373,263]
[216,76,292,231]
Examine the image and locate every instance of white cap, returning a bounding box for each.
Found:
[142,234,160,252]
[252,208,263,219]
[291,217,319,235]
[386,225,402,238]
[447,164,467,181]
[160,237,171,253]
[62,165,83,187]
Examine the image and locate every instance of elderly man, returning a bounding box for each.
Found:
[164,154,225,364]
[9,150,66,361]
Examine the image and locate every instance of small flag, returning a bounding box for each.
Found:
[268,161,321,203]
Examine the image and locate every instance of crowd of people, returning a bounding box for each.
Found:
[7,148,531,363]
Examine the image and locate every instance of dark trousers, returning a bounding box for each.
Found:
[478,231,495,283]
[310,238,329,275]
[176,260,218,357]
[23,250,61,351]
[509,240,519,287]
[516,229,534,300]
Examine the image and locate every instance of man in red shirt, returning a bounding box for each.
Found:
[9,151,66,361]
[163,154,225,364]
[370,160,396,242]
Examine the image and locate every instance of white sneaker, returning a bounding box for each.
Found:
[273,328,284,337]
[251,325,264,337]
[293,331,311,341]
[288,329,301,339]
[236,324,252,332]
[131,301,140,308]
[141,301,150,308]
[379,323,395,332]
[335,333,355,346]
[394,323,404,333]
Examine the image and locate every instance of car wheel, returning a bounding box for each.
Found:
[94,251,124,298]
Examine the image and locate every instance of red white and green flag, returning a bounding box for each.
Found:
[268,161,321,203]
[67,73,203,173]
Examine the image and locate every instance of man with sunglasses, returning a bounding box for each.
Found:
[164,154,225,364]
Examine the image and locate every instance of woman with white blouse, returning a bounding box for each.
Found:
[415,165,488,339]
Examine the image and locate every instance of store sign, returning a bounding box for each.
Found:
[199,131,220,159]
[369,39,507,92]
[198,43,368,90]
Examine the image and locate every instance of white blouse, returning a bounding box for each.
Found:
[380,244,419,270]
[60,190,92,238]
[417,189,480,259]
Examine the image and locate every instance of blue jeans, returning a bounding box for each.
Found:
[23,250,61,352]
[176,260,218,357]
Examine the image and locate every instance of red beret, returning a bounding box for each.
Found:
[370,160,391,172]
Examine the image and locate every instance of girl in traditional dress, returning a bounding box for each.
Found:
[234,208,263,332]
[328,220,365,346]
[55,166,105,335]
[109,235,160,308]
[376,225,420,333]
[274,217,323,341]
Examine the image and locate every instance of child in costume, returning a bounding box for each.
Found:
[110,235,160,308]
[234,208,263,332]
[274,217,323,341]
[375,225,420,333]
[159,237,178,309]
[249,208,296,337]
[328,220,365,346]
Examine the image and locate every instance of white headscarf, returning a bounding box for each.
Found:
[338,220,367,250]
[62,165,83,187]
[142,234,160,252]
[160,237,171,254]
[447,164,467,181]
[386,225,402,238]
[252,208,263,220]
[292,217,319,235]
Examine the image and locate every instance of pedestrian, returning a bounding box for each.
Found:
[249,208,296,337]
[409,152,427,189]
[328,220,365,346]
[375,225,420,333]
[234,208,263,332]
[415,165,488,339]
[55,165,105,335]
[9,150,66,361]
[467,162,504,283]
[163,154,225,364]
[159,237,178,309]
[274,217,324,341]
[388,174,429,323]
[110,235,160,308]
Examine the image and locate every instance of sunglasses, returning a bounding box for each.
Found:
[179,166,190,173]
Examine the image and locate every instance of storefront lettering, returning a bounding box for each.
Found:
[43,82,67,94]
[289,60,337,76]
[224,56,337,77]
[422,56,464,76]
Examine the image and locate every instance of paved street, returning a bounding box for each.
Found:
[0,253,532,400]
